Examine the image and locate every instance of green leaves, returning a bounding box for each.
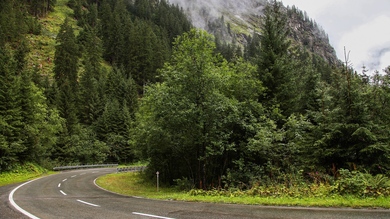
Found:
[135,29,260,187]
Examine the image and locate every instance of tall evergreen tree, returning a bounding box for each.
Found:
[257,0,294,118]
[0,0,27,45]
[99,0,113,62]
[0,46,24,170]
[53,17,80,134]
[79,25,105,125]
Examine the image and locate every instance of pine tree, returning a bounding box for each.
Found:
[0,46,25,169]
[0,0,27,44]
[54,17,79,88]
[257,0,292,117]
[79,26,105,125]
[53,17,80,134]
[99,0,113,62]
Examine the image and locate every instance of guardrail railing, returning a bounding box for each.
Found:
[53,164,118,171]
[117,166,146,173]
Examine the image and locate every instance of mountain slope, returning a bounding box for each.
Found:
[170,0,338,64]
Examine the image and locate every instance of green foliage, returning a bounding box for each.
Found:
[257,1,291,105]
[0,46,25,170]
[0,1,28,45]
[174,177,195,191]
[66,126,109,164]
[2,0,390,201]
[335,169,390,197]
[0,162,50,186]
[54,17,79,88]
[134,29,258,188]
[98,171,390,208]
[336,169,367,196]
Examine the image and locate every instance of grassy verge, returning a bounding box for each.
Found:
[96,172,390,209]
[0,163,53,187]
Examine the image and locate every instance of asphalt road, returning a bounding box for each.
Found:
[2,168,390,219]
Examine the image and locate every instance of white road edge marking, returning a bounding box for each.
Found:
[62,179,67,182]
[60,190,67,196]
[71,175,77,178]
[9,178,41,219]
[77,199,100,207]
[132,212,175,219]
[58,183,61,188]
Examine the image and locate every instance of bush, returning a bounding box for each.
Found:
[336,169,366,196]
[188,170,390,198]
[363,174,390,197]
[334,169,390,197]
[174,177,194,191]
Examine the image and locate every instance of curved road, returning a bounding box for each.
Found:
[3,168,390,219]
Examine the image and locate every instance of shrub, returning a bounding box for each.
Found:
[174,177,195,191]
[335,169,366,196]
[363,174,390,197]
[334,169,390,197]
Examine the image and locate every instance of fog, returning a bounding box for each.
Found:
[169,0,267,29]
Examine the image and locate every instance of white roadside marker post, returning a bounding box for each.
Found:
[156,171,160,192]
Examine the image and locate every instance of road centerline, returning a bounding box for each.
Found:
[77,199,100,207]
[132,212,175,219]
[60,190,67,196]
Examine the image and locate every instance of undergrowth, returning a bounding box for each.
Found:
[188,169,390,199]
[0,163,51,187]
[97,170,390,208]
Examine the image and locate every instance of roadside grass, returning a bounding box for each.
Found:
[96,172,390,209]
[0,163,53,187]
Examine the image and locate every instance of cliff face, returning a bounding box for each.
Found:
[170,0,339,65]
[286,5,339,65]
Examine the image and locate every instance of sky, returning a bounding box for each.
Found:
[281,0,390,73]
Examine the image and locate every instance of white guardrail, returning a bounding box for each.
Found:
[116,166,146,173]
[52,164,119,171]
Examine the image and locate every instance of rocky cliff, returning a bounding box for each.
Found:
[170,0,339,64]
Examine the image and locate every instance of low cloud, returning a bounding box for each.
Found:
[282,0,390,73]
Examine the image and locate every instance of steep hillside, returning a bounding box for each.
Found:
[170,0,338,64]
[26,0,80,77]
[286,5,338,65]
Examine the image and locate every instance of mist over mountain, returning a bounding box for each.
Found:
[170,0,338,65]
[169,0,266,30]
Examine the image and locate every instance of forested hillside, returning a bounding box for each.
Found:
[1,0,390,192]
[0,0,191,169]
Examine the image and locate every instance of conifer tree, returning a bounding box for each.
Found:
[0,46,24,169]
[99,0,113,62]
[0,0,26,44]
[79,26,104,125]
[54,17,79,88]
[257,0,293,118]
[53,17,80,134]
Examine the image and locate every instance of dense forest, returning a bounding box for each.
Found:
[1,0,390,191]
